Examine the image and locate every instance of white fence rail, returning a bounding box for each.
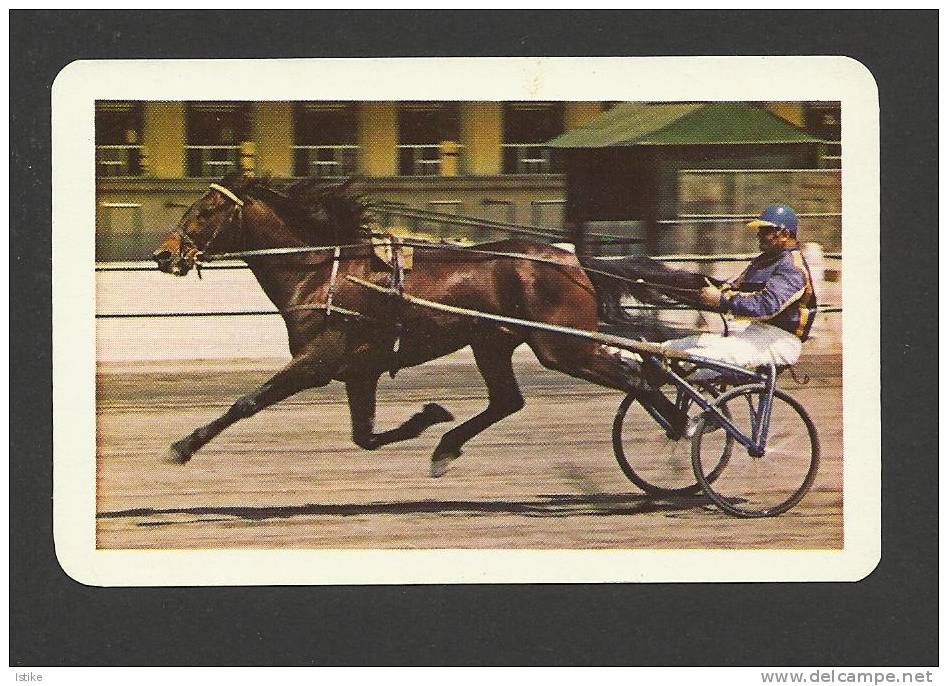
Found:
[96,247,842,362]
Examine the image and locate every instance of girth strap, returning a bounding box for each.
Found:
[389,243,407,377]
[325,246,342,315]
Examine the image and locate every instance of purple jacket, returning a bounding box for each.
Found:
[719,247,818,340]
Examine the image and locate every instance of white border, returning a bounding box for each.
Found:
[52,57,880,585]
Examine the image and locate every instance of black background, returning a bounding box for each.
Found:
[10,11,938,666]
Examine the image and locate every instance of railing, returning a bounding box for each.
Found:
[292,145,359,177]
[501,143,558,174]
[397,144,444,176]
[660,214,843,223]
[94,249,842,320]
[184,145,240,177]
[673,168,842,255]
[424,200,463,232]
[820,140,842,168]
[95,145,145,177]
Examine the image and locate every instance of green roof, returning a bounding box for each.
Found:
[548,102,822,148]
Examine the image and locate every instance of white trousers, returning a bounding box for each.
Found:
[662,322,802,372]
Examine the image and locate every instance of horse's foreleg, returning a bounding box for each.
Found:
[430,339,524,478]
[346,374,454,451]
[165,356,331,464]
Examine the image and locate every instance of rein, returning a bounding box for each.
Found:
[180,183,708,315]
[198,238,705,297]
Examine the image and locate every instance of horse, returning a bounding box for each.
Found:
[152,173,707,476]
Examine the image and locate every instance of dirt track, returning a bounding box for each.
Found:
[96,352,842,550]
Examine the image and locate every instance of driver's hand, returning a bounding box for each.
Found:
[699,285,723,309]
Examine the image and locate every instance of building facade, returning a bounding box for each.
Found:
[548,102,841,255]
[95,101,604,260]
[94,100,839,261]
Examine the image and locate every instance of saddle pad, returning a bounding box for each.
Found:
[372,235,414,271]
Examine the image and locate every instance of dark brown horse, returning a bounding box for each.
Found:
[152,174,698,476]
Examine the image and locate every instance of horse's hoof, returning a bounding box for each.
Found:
[164,442,192,465]
[430,449,462,478]
[422,403,454,425]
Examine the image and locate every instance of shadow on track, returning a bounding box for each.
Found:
[98,493,720,526]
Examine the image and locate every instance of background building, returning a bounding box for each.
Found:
[549,102,841,255]
[95,100,839,261]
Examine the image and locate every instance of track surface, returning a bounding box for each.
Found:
[96,352,843,550]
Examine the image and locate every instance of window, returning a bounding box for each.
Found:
[95,101,144,177]
[501,103,564,174]
[398,103,460,175]
[530,199,565,228]
[293,103,359,178]
[185,103,252,177]
[804,102,841,168]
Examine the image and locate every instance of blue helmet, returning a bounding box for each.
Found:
[747,204,799,236]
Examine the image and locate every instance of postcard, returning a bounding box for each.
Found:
[52,56,879,585]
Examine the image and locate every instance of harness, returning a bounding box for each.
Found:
[177,184,414,376]
[175,183,244,279]
[388,240,408,377]
[175,183,729,375]
[324,246,342,316]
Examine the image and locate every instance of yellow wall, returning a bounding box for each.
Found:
[253,102,294,177]
[142,102,185,177]
[564,102,603,130]
[358,102,398,176]
[460,102,502,176]
[136,100,603,179]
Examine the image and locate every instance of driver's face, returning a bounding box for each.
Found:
[757,226,785,253]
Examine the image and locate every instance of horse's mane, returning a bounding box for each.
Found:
[221,172,372,247]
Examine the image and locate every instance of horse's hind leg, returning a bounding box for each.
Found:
[528,332,644,392]
[346,374,454,451]
[430,337,525,478]
[527,332,686,431]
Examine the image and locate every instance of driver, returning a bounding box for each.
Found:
[661,204,818,374]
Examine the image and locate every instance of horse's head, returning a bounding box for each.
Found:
[153,174,251,276]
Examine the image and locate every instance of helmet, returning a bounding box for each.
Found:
[747,205,799,236]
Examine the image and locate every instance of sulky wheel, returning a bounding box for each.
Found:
[691,384,820,518]
[612,387,732,498]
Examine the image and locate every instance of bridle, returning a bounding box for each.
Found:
[175,183,245,274]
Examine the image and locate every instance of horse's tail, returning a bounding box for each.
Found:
[579,254,723,314]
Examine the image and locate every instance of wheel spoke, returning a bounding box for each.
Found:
[692,385,819,517]
[612,389,731,498]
